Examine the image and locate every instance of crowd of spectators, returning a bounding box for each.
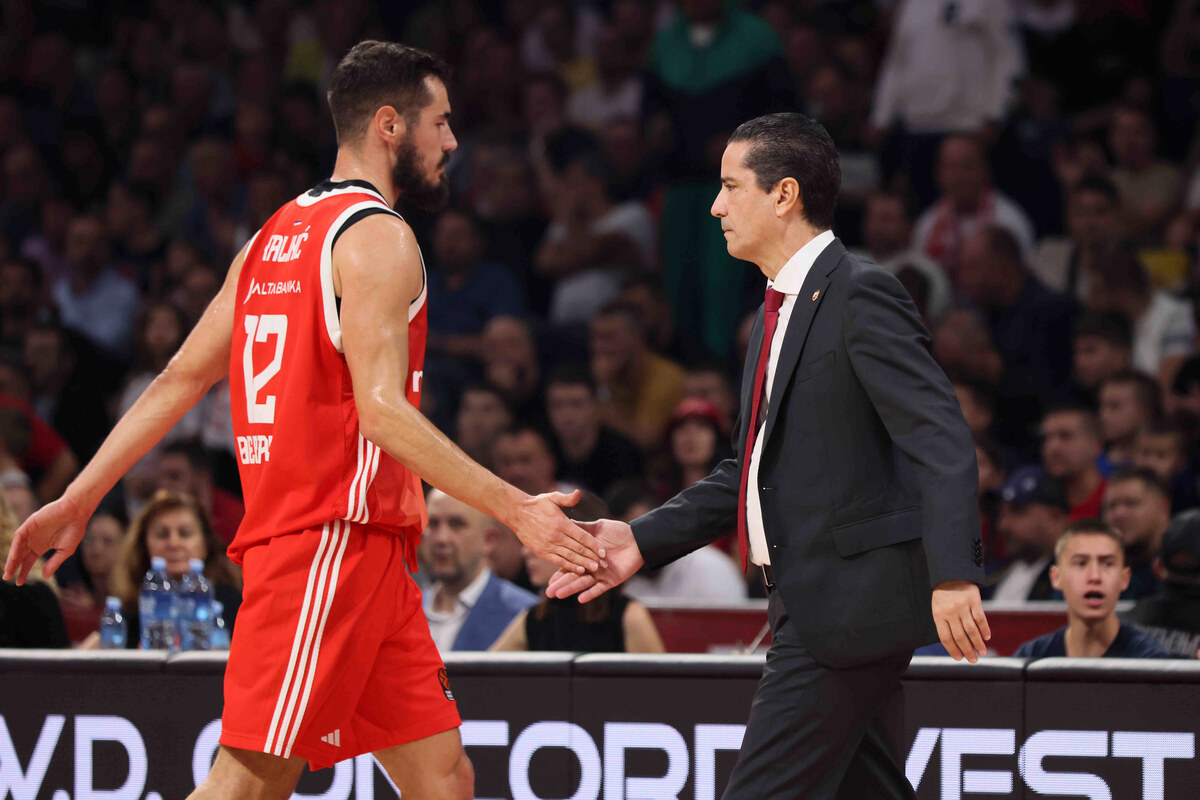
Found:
[5,0,1200,655]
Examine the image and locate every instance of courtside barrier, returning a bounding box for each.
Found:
[1,652,1197,799]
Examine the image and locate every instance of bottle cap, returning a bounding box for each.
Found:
[150,556,167,571]
[105,596,121,610]
[189,558,205,573]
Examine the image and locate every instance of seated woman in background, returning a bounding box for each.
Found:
[490,491,664,653]
[110,490,242,647]
[58,509,127,643]
[651,397,733,501]
[0,490,69,648]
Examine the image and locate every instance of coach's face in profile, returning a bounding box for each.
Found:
[712,141,779,265]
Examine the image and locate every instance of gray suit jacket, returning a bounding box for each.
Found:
[631,239,983,668]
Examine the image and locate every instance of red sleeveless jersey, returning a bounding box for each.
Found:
[227,180,428,563]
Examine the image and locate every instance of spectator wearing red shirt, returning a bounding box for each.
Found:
[1041,404,1107,521]
[0,389,77,503]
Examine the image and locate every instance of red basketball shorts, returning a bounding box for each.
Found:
[220,520,460,770]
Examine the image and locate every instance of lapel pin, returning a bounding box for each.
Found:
[812,290,820,302]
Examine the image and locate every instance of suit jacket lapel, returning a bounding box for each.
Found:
[761,238,845,447]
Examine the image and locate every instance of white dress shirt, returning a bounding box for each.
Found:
[424,566,493,653]
[747,230,836,566]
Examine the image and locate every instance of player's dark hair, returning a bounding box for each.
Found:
[728,112,840,230]
[327,41,449,145]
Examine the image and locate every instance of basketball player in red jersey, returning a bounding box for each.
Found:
[4,42,606,799]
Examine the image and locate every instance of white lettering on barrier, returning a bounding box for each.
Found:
[0,714,63,800]
[353,753,401,800]
[943,728,1015,799]
[7,714,1200,800]
[603,722,689,800]
[461,721,510,800]
[509,721,602,800]
[1019,730,1111,799]
[1111,731,1195,800]
[693,724,745,800]
[74,715,148,800]
[193,719,223,788]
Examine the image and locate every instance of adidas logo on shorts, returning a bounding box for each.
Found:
[320,729,341,747]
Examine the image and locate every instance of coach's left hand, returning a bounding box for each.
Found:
[932,581,990,663]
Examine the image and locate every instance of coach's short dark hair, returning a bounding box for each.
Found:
[728,113,840,230]
[327,41,449,145]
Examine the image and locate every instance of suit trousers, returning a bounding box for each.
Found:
[722,591,915,800]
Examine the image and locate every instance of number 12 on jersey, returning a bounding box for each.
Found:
[243,313,288,424]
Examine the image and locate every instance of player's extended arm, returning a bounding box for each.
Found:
[4,241,252,584]
[334,215,605,574]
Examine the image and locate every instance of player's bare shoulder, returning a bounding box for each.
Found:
[330,211,422,302]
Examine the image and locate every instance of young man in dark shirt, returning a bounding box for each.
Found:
[1016,518,1168,659]
[1124,509,1200,658]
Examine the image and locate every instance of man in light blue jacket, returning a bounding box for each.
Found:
[422,489,537,652]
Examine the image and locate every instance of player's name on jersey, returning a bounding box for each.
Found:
[243,278,302,303]
[237,435,273,465]
[262,230,309,263]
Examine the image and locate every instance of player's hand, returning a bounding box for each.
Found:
[4,494,90,585]
[508,490,607,575]
[932,580,990,663]
[546,518,643,602]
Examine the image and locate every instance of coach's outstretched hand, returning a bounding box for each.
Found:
[4,494,90,585]
[507,489,608,574]
[932,580,991,663]
[545,518,644,602]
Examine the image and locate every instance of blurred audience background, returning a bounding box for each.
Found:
[4,0,1200,653]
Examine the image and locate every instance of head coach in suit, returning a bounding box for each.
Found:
[548,112,989,799]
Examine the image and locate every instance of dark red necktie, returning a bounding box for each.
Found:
[736,287,786,571]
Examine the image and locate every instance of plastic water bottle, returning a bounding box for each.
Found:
[99,596,127,649]
[211,600,230,650]
[139,556,177,650]
[178,558,214,651]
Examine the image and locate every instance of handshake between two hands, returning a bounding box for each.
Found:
[515,491,990,664]
[516,490,644,603]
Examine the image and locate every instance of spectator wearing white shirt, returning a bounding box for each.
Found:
[984,467,1069,602]
[535,149,656,325]
[1088,251,1196,396]
[912,136,1035,286]
[565,25,644,135]
[52,214,140,359]
[606,480,747,603]
[857,190,951,326]
[871,0,1024,207]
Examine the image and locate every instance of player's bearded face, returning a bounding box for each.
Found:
[392,134,450,212]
